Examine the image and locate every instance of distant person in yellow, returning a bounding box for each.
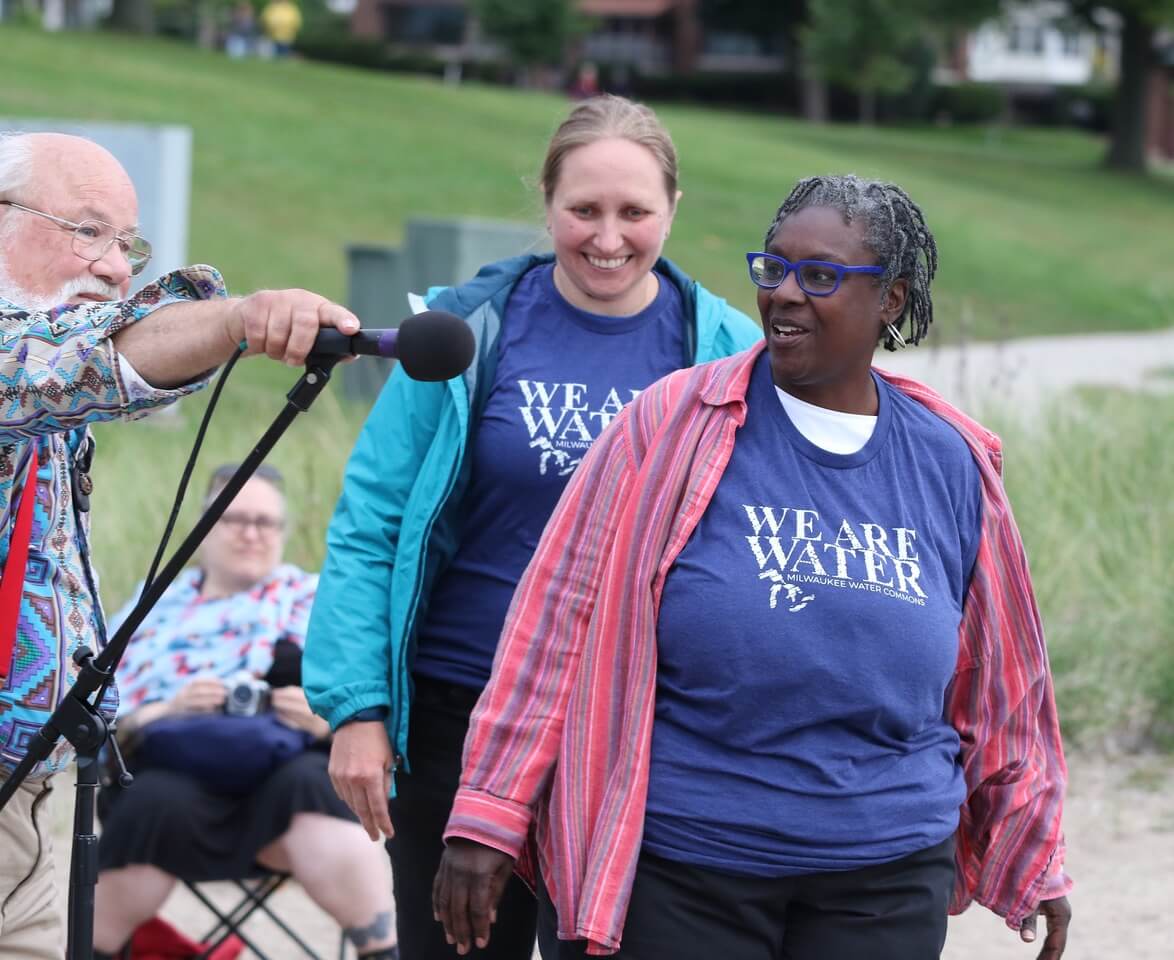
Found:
[260,0,302,58]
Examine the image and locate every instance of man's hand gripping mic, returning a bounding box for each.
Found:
[309,309,474,381]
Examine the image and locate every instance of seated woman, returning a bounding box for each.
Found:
[92,464,397,960]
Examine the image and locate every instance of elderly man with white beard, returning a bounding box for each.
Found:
[0,130,361,958]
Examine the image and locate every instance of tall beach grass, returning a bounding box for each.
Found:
[987,389,1173,749]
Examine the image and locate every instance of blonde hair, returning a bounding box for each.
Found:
[539,95,679,205]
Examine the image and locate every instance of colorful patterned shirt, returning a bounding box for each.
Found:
[446,342,1072,954]
[113,564,318,712]
[0,266,226,779]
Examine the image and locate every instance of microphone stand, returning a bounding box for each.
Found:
[0,354,343,960]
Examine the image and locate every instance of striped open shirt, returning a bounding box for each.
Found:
[446,342,1071,955]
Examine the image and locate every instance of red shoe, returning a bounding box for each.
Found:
[128,916,244,959]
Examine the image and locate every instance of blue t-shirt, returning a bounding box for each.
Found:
[414,264,686,688]
[643,352,982,877]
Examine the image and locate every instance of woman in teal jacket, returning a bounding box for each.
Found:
[304,95,759,960]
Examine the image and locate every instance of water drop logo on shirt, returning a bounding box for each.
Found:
[518,380,640,477]
[743,504,928,612]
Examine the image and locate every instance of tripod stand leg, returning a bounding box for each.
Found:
[67,751,101,960]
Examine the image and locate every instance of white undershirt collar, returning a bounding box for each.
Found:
[774,385,877,455]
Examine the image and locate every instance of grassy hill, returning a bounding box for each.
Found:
[2,25,1173,345]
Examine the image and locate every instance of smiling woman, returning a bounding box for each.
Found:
[546,137,676,316]
[301,93,761,960]
[433,175,1073,960]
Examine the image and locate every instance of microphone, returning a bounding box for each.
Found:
[309,309,475,382]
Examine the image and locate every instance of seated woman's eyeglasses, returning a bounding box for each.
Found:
[0,200,153,276]
[219,512,285,535]
[746,252,884,298]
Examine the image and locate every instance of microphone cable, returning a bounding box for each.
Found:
[95,345,245,730]
[138,345,245,598]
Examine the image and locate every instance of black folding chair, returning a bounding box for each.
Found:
[181,871,348,960]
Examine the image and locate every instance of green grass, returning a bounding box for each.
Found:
[2,25,1173,345]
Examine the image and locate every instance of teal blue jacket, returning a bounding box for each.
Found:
[304,254,761,777]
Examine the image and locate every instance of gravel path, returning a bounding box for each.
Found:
[875,327,1174,414]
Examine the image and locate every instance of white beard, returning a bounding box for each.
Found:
[0,250,121,312]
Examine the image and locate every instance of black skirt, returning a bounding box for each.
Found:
[97,747,357,881]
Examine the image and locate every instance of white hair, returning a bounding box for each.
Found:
[0,132,34,199]
[0,133,35,251]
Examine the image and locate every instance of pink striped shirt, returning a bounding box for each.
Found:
[446,343,1071,955]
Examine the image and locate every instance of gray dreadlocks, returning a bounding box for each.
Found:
[764,175,938,351]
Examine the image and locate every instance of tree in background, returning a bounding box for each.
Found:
[785,0,828,122]
[803,0,913,123]
[106,0,154,33]
[1065,0,1174,171]
[473,0,591,86]
[803,0,1002,124]
[106,0,228,43]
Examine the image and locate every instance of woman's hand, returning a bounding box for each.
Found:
[170,678,228,715]
[432,838,515,955]
[1019,896,1071,959]
[270,686,331,740]
[328,722,395,841]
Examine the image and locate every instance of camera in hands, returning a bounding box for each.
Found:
[223,671,271,716]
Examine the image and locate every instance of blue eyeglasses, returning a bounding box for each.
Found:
[746,252,885,297]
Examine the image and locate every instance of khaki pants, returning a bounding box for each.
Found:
[0,776,63,959]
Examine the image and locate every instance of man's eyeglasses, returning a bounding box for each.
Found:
[0,200,153,276]
[218,512,285,536]
[746,252,884,298]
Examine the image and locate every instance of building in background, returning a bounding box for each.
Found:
[348,0,785,77]
[939,1,1119,88]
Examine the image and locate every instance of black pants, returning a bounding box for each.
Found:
[387,676,537,960]
[537,838,955,960]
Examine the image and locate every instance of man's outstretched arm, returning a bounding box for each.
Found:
[112,287,358,388]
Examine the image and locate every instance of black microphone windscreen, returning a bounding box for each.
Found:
[396,310,475,382]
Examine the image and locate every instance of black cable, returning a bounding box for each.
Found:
[140,346,244,598]
[94,347,245,732]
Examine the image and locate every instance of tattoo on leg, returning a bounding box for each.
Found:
[346,910,393,949]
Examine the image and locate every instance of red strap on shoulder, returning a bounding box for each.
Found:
[0,450,38,683]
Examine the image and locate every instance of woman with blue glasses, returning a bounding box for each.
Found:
[434,174,1073,960]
